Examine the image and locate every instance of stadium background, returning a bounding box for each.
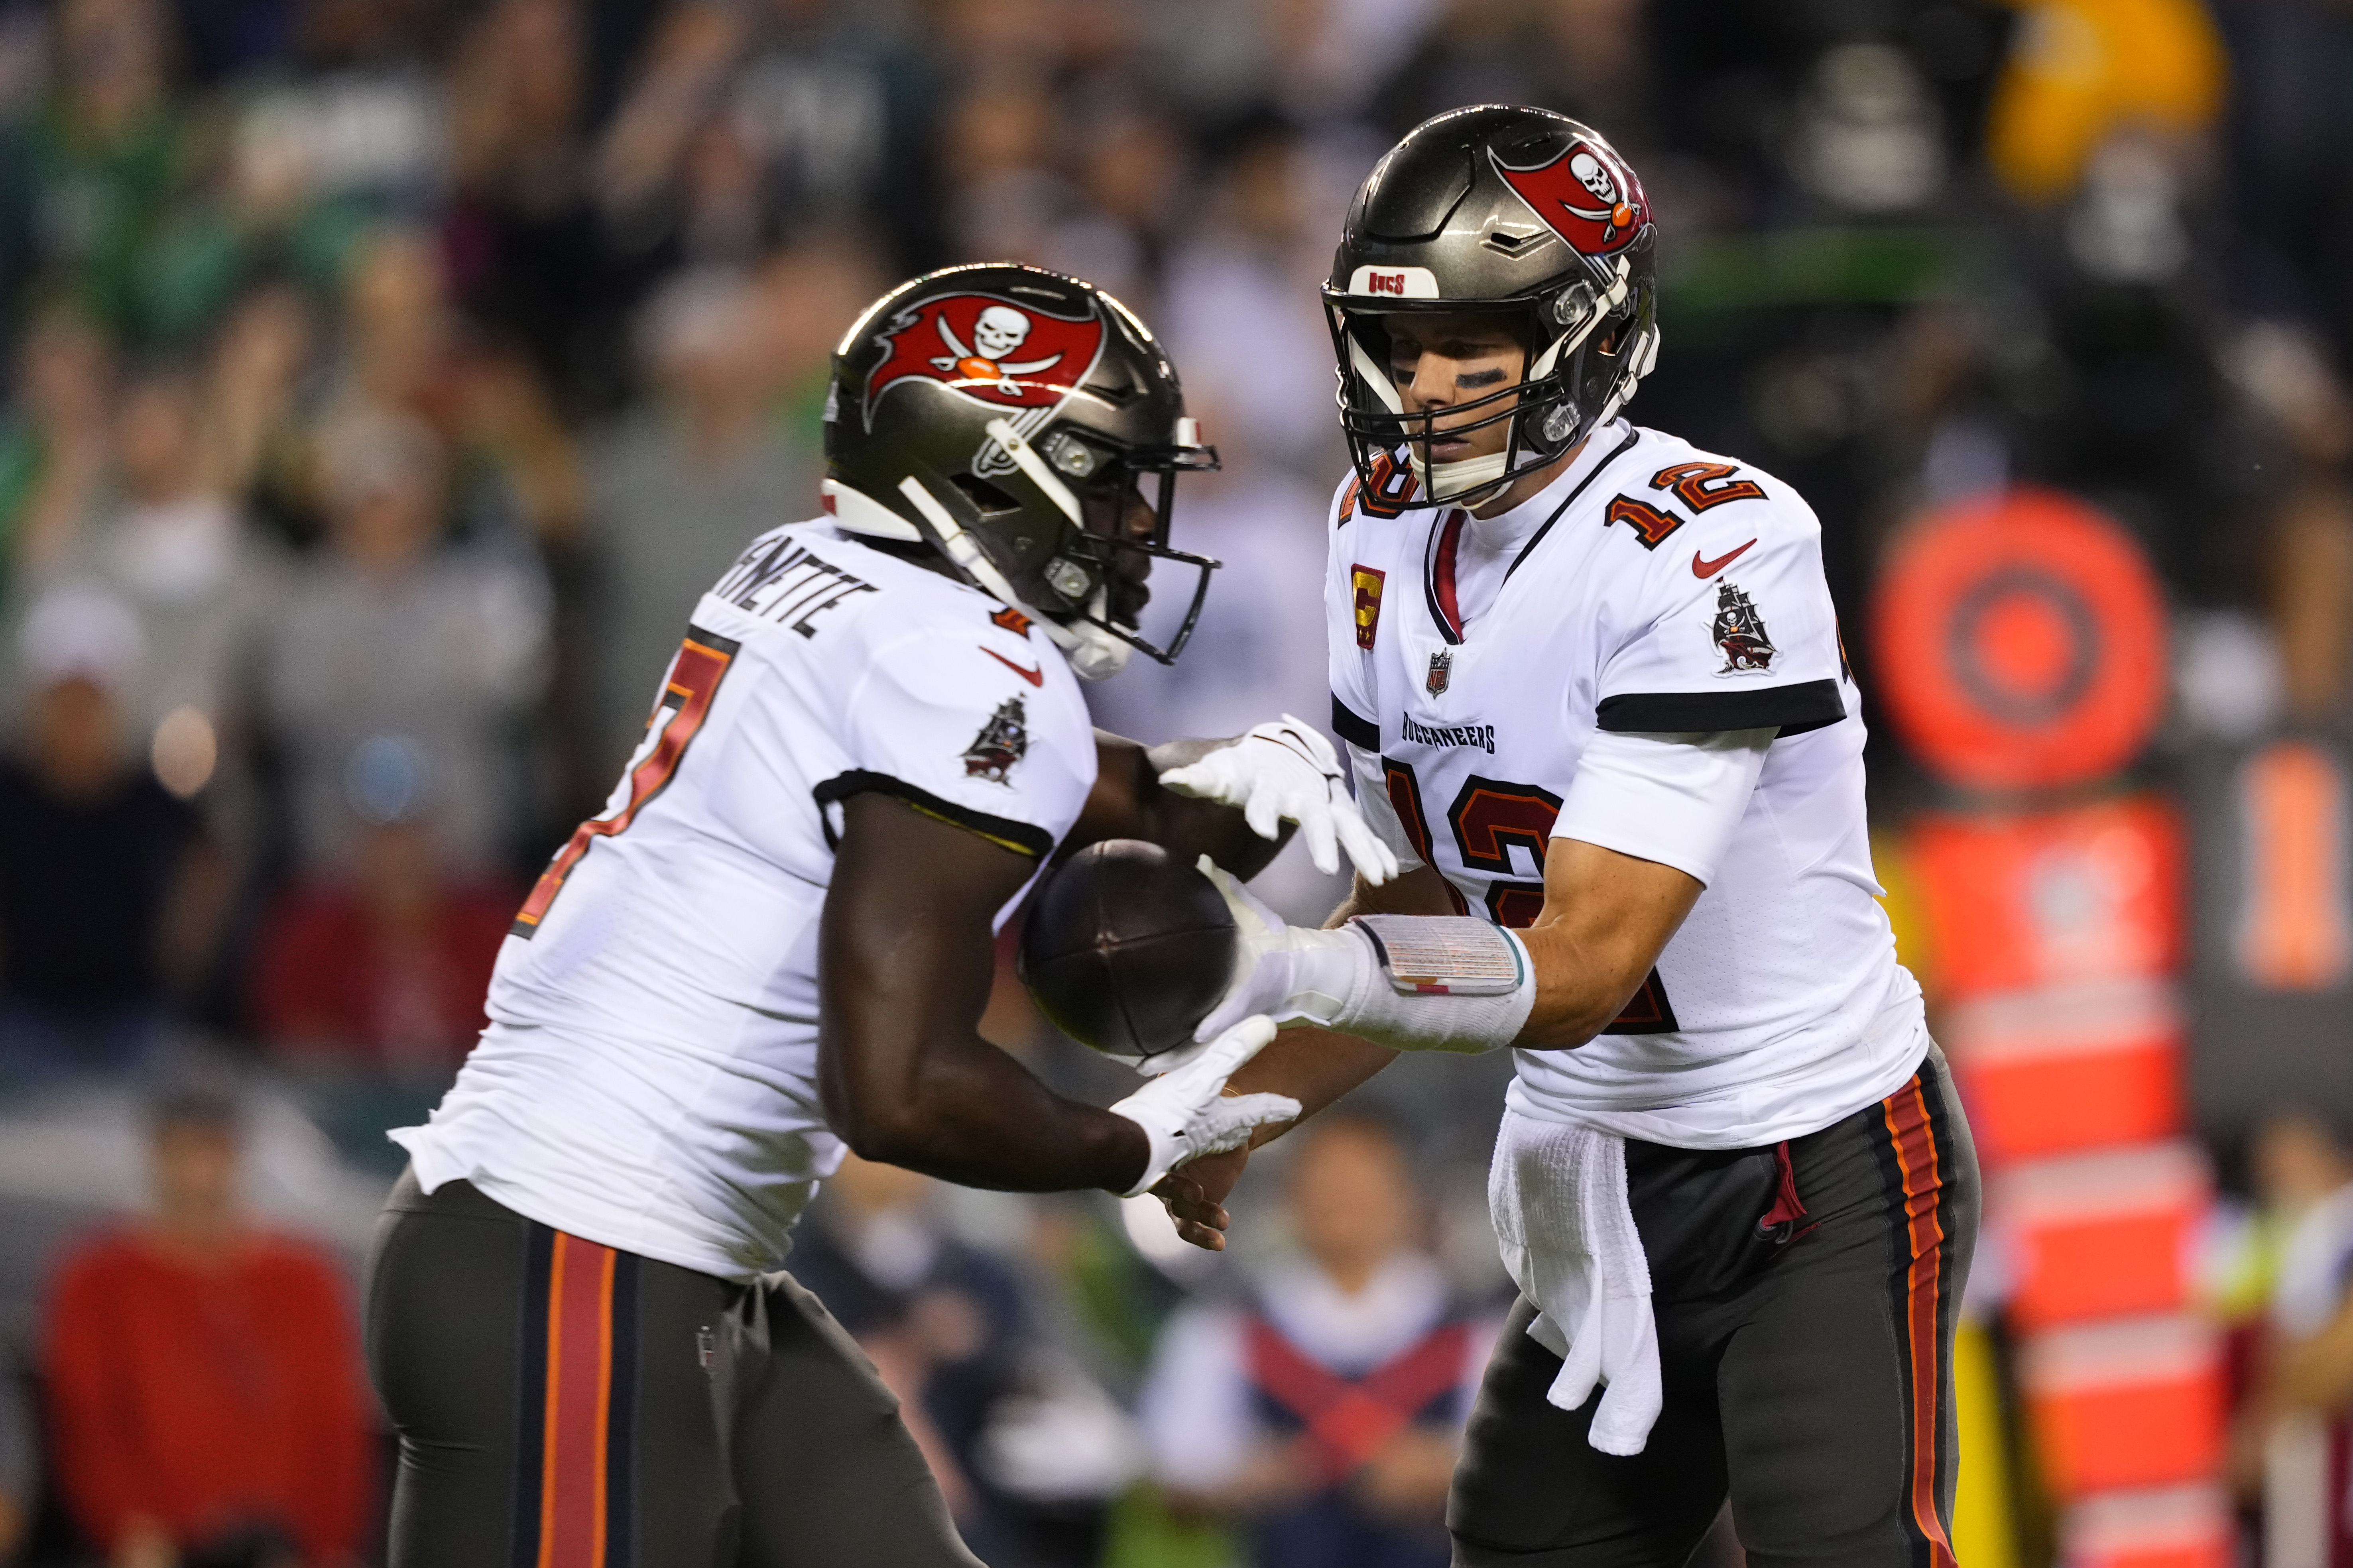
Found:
[0,0,2346,1564]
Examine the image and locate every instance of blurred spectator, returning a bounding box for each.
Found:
[597,0,936,275]
[443,0,603,407]
[200,281,323,549]
[1370,0,1650,146]
[45,359,283,792]
[226,4,446,219]
[1159,121,1346,478]
[39,1087,372,1568]
[936,72,1066,271]
[792,1154,1129,1568]
[257,408,547,874]
[0,587,222,1088]
[247,815,512,1083]
[327,226,586,549]
[584,267,806,772]
[0,305,113,585]
[1138,1115,1498,1568]
[0,1351,32,1566]
[2226,320,2353,727]
[2225,1113,2353,1561]
[27,0,186,341]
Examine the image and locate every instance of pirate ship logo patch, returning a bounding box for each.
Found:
[962,696,1030,783]
[1712,580,1776,673]
[1426,648,1454,696]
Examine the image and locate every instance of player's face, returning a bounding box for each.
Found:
[1080,479,1156,624]
[1385,312,1528,464]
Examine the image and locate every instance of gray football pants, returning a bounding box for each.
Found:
[1448,1047,1979,1568]
[364,1170,981,1568]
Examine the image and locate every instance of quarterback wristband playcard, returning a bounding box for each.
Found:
[1352,915,1526,996]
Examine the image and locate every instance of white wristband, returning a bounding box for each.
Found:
[1297,917,1535,1054]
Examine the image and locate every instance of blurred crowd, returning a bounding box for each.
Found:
[0,0,2343,1564]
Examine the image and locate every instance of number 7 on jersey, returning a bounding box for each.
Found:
[510,627,742,937]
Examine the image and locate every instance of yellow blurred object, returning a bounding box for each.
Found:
[1873,829,1934,994]
[1985,0,2227,201]
[1954,1316,2021,1568]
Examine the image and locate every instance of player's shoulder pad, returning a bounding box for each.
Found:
[1601,429,1822,577]
[847,579,1090,739]
[1326,469,1358,535]
[1328,451,1426,535]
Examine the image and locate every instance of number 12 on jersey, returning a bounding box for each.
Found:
[510,626,742,938]
[1382,756,1679,1034]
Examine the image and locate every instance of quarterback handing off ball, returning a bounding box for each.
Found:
[1018,840,1239,1061]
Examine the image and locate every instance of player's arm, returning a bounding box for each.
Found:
[1155,850,1698,1250]
[1197,728,1767,1057]
[1152,863,1449,1250]
[818,792,1295,1194]
[1510,838,1701,1048]
[1206,864,1452,1123]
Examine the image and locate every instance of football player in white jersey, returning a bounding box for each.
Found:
[1150,110,1980,1568]
[364,264,1399,1568]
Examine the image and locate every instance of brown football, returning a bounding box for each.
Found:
[1017,839,1240,1060]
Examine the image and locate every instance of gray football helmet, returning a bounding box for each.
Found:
[1325,106,1662,511]
[824,263,1220,677]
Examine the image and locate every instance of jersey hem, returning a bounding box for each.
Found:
[1503,975,1932,1148]
[813,770,1056,858]
[1594,679,1844,736]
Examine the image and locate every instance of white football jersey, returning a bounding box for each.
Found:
[1327,424,1926,1148]
[394,521,1097,1280]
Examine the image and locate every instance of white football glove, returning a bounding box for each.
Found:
[1191,858,1369,1041]
[1158,716,1400,886]
[1108,1014,1301,1196]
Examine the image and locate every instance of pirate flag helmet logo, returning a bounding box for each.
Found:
[862,294,1109,424]
[1489,137,1651,257]
[822,264,1221,679]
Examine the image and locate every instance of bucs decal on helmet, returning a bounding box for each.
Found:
[1489,140,1648,256]
[863,293,1109,422]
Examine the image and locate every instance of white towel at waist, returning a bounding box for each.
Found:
[1486,1106,1662,1455]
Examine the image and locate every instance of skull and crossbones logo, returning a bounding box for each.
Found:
[933,304,1066,396]
[1568,149,1637,231]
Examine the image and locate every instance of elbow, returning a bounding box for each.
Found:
[832,1092,932,1165]
[836,1105,929,1167]
[1517,1012,1605,1052]
[1510,922,1670,1051]
[1515,974,1649,1052]
[820,1075,935,1166]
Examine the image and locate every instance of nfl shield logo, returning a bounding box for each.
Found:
[1426,649,1452,696]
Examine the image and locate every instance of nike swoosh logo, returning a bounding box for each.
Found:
[982,647,1044,686]
[1692,539,1757,578]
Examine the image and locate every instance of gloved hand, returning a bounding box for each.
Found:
[1108,1015,1301,1196]
[1158,716,1400,885]
[1190,858,1371,1042]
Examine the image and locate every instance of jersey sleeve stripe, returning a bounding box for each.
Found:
[813,770,1056,859]
[1594,679,1844,736]
[1331,696,1381,751]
